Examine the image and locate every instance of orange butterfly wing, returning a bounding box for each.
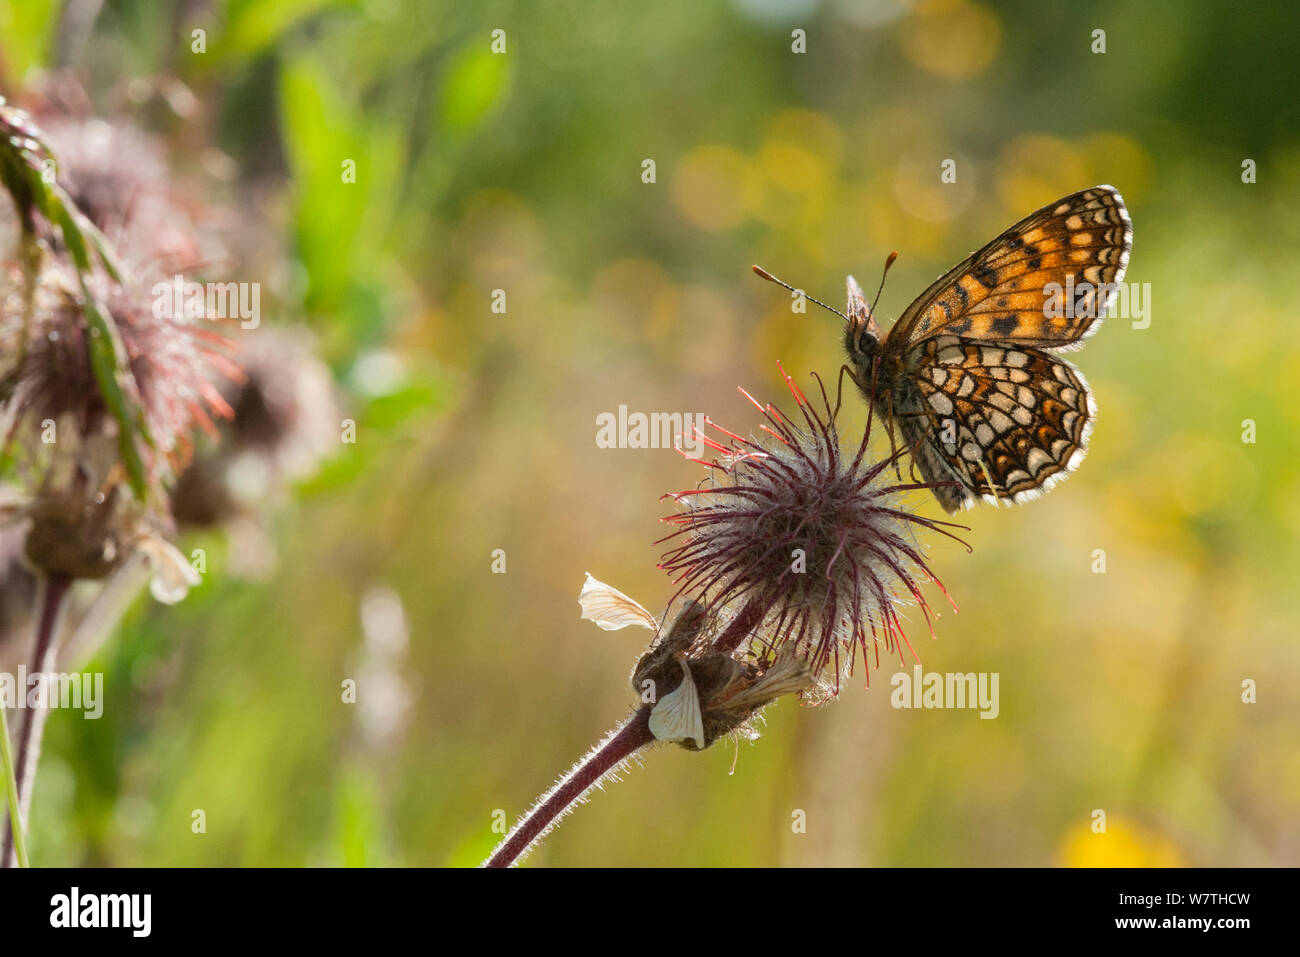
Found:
[888,185,1132,350]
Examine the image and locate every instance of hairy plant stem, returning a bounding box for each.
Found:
[482,597,766,868]
[483,706,655,868]
[1,572,72,868]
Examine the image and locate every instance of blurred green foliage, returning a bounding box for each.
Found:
[2,0,1297,866]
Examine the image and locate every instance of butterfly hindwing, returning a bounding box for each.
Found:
[904,335,1096,509]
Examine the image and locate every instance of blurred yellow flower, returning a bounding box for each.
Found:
[672,145,756,232]
[1082,133,1153,199]
[893,150,974,222]
[759,142,831,198]
[900,0,1001,80]
[1059,817,1187,867]
[762,109,843,170]
[754,139,832,235]
[996,134,1091,213]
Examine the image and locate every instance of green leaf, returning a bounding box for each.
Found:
[53,205,152,500]
[438,44,510,136]
[279,54,404,316]
[0,0,59,86]
[218,0,354,63]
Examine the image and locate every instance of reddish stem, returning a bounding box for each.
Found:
[483,706,655,868]
[710,596,765,656]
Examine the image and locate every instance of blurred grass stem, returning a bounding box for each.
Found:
[0,697,28,867]
[1,572,71,867]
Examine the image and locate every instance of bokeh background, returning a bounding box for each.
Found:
[2,0,1297,866]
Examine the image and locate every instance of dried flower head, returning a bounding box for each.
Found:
[656,366,966,710]
[489,369,973,866]
[630,598,816,750]
[170,329,339,548]
[1,100,239,496]
[10,430,195,598]
[39,113,214,274]
[1,261,238,483]
[218,329,337,479]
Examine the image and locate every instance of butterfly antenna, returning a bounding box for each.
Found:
[752,265,849,322]
[870,251,898,315]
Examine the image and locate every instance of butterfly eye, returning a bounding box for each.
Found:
[845,318,878,358]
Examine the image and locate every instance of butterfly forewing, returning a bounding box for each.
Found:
[889,185,1132,349]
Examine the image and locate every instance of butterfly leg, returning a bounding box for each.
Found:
[882,388,909,483]
[900,408,932,484]
[835,364,858,421]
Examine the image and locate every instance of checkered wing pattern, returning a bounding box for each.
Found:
[900,336,1095,511]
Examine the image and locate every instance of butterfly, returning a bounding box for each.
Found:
[755,185,1131,513]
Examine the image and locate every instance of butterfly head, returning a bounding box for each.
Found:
[844,274,881,359]
[843,251,898,383]
[751,260,893,385]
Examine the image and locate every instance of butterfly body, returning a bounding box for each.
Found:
[845,312,967,511]
[838,185,1131,513]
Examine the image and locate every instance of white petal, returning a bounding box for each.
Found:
[578,572,657,631]
[648,659,705,749]
[724,644,814,711]
[137,536,202,605]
